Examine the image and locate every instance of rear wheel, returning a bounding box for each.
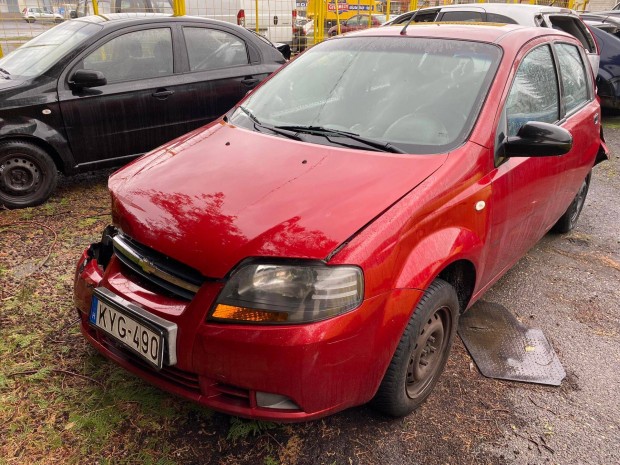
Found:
[0,140,58,209]
[552,171,591,234]
[372,279,459,417]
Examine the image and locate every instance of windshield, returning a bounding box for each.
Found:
[0,20,102,78]
[230,37,501,154]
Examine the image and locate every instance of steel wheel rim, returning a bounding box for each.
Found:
[0,156,42,197]
[406,306,451,399]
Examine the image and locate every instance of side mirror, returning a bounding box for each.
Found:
[69,10,77,19]
[505,121,572,157]
[69,69,107,89]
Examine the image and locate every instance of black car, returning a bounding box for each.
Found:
[583,23,620,110]
[0,14,286,208]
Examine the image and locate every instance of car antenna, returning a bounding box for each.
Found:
[400,9,420,36]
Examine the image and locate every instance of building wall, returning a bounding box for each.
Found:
[588,0,617,11]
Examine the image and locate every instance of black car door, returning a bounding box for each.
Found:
[57,25,183,169]
[173,23,271,129]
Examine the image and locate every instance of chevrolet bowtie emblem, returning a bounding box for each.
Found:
[138,258,156,275]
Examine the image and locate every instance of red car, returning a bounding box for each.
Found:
[74,24,607,421]
[328,14,387,36]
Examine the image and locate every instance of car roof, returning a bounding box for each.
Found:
[73,13,233,27]
[428,2,575,16]
[361,22,574,45]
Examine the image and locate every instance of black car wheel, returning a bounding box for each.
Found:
[552,171,591,234]
[0,140,58,209]
[372,278,458,417]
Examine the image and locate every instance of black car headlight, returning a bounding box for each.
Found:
[210,263,363,324]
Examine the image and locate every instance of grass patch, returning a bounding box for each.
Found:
[227,417,279,443]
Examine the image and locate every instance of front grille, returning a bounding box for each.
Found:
[113,233,208,300]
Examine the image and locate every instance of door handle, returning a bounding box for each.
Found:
[594,113,600,125]
[241,77,260,88]
[152,89,174,100]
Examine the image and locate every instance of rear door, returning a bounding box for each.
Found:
[176,23,272,128]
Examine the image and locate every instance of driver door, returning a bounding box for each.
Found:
[58,26,182,168]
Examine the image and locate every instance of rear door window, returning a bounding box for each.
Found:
[555,43,589,114]
[184,27,249,71]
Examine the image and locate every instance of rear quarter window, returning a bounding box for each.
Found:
[486,13,518,24]
[413,10,440,23]
[439,11,484,22]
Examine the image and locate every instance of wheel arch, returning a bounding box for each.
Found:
[0,135,68,174]
[436,259,476,313]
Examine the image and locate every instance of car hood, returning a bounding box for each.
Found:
[109,122,447,278]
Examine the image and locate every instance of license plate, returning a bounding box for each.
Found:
[89,288,178,369]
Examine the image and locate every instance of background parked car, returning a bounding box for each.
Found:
[328,14,387,36]
[582,22,620,110]
[246,28,291,60]
[293,17,313,52]
[385,3,599,74]
[0,14,286,209]
[580,12,620,34]
[22,7,64,23]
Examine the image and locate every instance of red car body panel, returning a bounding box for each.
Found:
[108,123,447,279]
[74,25,604,421]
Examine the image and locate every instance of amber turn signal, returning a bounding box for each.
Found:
[211,304,289,323]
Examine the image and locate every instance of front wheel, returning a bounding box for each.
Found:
[0,140,58,209]
[551,171,591,234]
[372,279,459,417]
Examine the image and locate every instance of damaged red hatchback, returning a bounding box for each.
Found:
[74,24,607,421]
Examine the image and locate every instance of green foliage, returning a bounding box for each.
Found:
[227,417,278,442]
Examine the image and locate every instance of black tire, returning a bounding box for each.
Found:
[372,279,459,417]
[551,171,591,234]
[0,140,58,209]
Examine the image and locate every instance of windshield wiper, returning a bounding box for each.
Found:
[0,68,10,79]
[274,125,406,153]
[238,106,303,141]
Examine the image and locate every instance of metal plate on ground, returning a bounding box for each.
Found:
[458,301,566,386]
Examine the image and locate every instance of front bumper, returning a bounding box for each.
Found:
[74,246,422,421]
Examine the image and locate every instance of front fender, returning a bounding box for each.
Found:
[394,226,484,292]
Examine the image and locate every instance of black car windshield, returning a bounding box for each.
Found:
[0,20,102,78]
[230,36,501,154]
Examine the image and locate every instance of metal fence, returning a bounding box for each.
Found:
[0,0,597,58]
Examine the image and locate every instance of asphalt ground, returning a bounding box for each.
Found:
[477,117,620,464]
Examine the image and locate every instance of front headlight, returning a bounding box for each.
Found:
[210,262,364,324]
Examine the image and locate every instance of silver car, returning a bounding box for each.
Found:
[22,7,64,23]
[386,3,599,74]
